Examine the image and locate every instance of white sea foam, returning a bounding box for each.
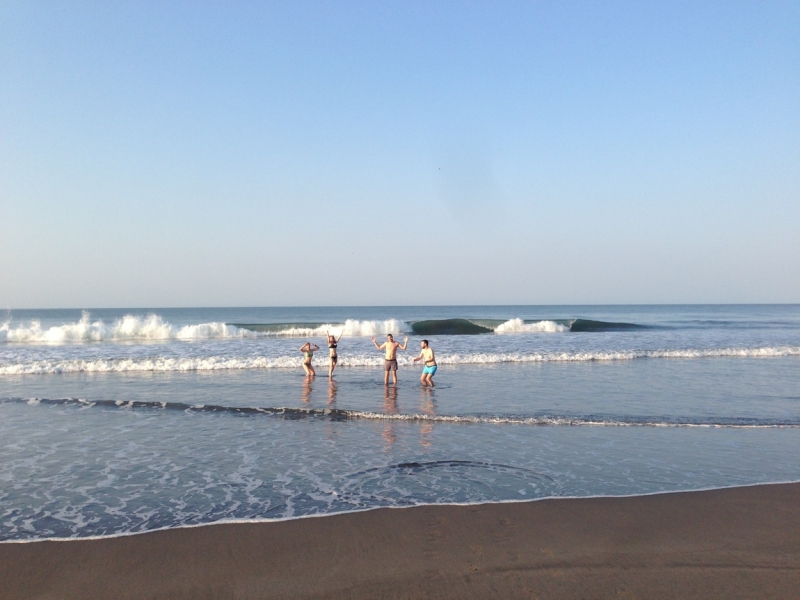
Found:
[0,314,577,342]
[494,319,568,333]
[1,346,798,375]
[0,314,409,342]
[340,411,799,428]
[0,312,257,343]
[260,319,409,337]
[438,346,800,364]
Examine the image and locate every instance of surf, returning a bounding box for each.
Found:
[2,346,798,374]
[0,312,654,343]
[233,318,645,336]
[228,319,409,337]
[0,312,256,343]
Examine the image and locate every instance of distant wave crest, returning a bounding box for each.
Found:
[0,313,413,342]
[230,319,409,337]
[0,313,654,343]
[0,312,256,343]
[494,318,568,333]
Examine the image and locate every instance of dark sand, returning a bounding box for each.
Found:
[2,483,799,599]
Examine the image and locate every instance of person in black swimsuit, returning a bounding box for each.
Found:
[326,330,344,378]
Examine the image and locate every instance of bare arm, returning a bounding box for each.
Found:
[371,337,385,350]
[336,330,345,343]
[413,351,424,362]
[311,344,320,351]
[399,337,408,351]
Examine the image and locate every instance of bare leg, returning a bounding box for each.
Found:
[308,364,315,377]
[329,358,336,378]
[384,370,389,385]
[302,363,311,376]
[426,374,434,387]
[392,370,398,385]
[420,373,427,386]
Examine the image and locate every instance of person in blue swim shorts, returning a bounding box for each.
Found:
[413,339,437,387]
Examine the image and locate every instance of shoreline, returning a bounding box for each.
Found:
[3,479,800,545]
[2,483,798,599]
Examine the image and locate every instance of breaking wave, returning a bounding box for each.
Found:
[8,397,799,428]
[228,319,409,337]
[0,312,254,343]
[0,313,653,344]
[1,346,798,375]
[0,313,408,343]
[494,319,568,333]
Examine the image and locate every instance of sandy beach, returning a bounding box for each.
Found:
[2,482,798,599]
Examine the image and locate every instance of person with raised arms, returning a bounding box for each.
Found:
[413,339,437,387]
[326,330,344,378]
[371,333,408,385]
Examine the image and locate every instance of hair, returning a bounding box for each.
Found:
[421,339,429,346]
[387,334,394,339]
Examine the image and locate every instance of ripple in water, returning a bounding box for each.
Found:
[334,460,562,506]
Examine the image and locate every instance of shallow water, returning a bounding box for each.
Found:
[1,305,799,540]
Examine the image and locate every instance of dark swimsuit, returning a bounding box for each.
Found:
[329,343,338,364]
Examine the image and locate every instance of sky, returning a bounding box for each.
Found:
[1,1,798,308]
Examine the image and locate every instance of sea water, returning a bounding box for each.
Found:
[1,305,798,540]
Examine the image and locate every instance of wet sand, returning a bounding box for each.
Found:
[2,482,799,599]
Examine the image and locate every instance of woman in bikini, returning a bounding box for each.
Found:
[326,330,344,378]
[299,342,320,377]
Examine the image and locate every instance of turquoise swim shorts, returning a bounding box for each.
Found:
[422,365,437,376]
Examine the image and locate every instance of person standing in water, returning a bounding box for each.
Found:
[326,330,344,378]
[371,333,408,385]
[299,342,319,377]
[413,339,437,387]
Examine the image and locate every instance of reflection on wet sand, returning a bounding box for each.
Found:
[324,381,338,441]
[382,385,398,449]
[296,379,435,450]
[419,387,436,448]
[327,380,337,405]
[301,378,313,404]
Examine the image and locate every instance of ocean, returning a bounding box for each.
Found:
[1,305,798,541]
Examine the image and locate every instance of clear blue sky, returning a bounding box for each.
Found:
[2,1,798,308]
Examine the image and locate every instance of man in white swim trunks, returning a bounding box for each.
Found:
[371,333,408,385]
[413,339,437,387]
